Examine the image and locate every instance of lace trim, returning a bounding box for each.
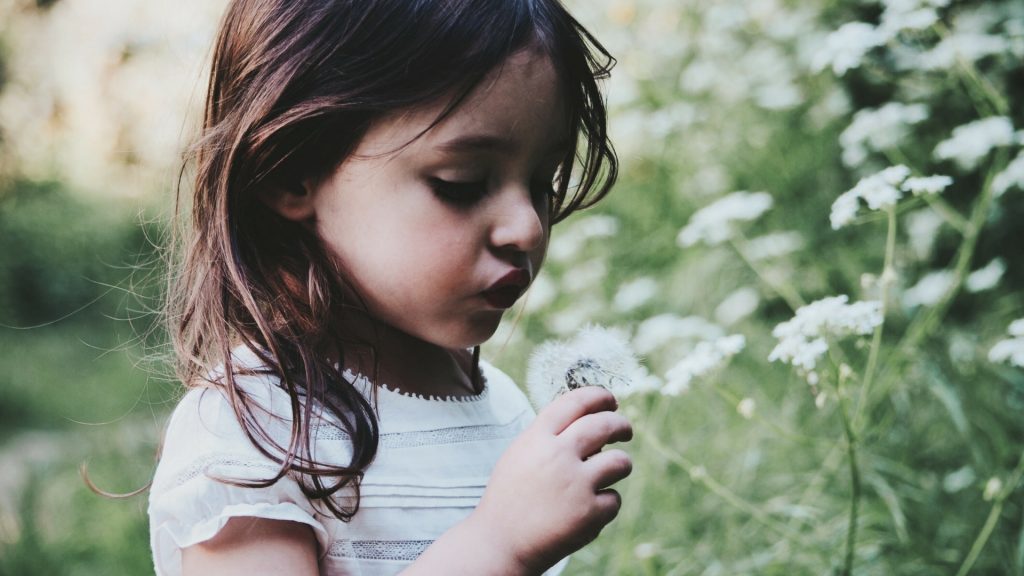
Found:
[343,368,491,403]
[315,410,527,448]
[327,539,434,561]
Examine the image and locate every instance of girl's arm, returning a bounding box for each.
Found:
[404,386,634,576]
[182,517,320,576]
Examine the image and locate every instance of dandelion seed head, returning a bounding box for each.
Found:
[934,116,1015,170]
[526,325,643,408]
[677,191,773,247]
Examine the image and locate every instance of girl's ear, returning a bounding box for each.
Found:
[257,181,317,222]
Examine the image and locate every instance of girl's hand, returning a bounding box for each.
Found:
[471,386,634,574]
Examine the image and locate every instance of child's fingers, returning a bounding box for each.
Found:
[559,411,633,458]
[533,386,618,435]
[583,449,633,490]
[594,488,623,522]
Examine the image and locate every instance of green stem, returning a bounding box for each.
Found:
[852,206,896,432]
[711,385,821,446]
[871,149,1007,409]
[955,451,1024,576]
[837,369,862,576]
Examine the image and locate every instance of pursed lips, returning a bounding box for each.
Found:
[481,268,531,308]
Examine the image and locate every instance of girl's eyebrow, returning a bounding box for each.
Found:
[436,133,571,156]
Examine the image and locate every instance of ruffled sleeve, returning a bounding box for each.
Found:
[148,373,341,576]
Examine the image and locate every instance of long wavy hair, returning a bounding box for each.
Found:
[169,0,618,521]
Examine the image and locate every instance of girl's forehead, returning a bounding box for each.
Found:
[356,50,568,160]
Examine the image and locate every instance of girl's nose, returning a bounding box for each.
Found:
[488,185,547,254]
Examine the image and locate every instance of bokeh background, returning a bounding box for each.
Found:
[1,0,1022,574]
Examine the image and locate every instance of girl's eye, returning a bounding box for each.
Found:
[428,177,488,206]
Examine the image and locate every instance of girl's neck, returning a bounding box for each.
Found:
[340,312,479,398]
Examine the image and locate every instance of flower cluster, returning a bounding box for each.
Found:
[526,325,644,408]
[677,191,773,247]
[768,296,883,381]
[989,318,1024,368]
[829,165,952,229]
[662,334,746,396]
[934,116,1016,170]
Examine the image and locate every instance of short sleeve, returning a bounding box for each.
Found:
[148,375,342,576]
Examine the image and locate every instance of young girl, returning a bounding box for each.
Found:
[148,0,632,574]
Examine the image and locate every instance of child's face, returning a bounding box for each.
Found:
[309,48,566,349]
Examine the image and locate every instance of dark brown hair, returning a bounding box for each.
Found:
[169,0,618,521]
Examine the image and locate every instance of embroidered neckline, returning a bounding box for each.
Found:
[342,368,491,404]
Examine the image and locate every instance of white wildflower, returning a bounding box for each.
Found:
[561,259,607,294]
[677,191,774,247]
[633,314,724,355]
[663,334,746,396]
[902,270,955,308]
[545,296,603,335]
[983,477,1003,501]
[965,259,1006,293]
[812,22,888,76]
[526,325,643,408]
[830,165,910,229]
[548,215,620,262]
[905,209,945,260]
[839,103,928,167]
[988,318,1024,368]
[992,149,1024,198]
[879,0,948,36]
[745,231,805,261]
[942,466,976,493]
[613,277,658,312]
[768,295,883,373]
[918,33,1010,71]
[736,397,756,419]
[902,174,953,196]
[634,542,658,560]
[715,287,761,326]
[934,116,1015,170]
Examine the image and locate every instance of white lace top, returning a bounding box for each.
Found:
[148,348,570,576]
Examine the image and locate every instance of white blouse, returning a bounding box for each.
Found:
[148,347,570,576]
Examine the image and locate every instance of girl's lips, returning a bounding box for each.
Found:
[482,268,531,309]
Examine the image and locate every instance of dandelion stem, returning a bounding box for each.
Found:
[852,206,896,432]
[729,233,805,312]
[954,451,1024,576]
